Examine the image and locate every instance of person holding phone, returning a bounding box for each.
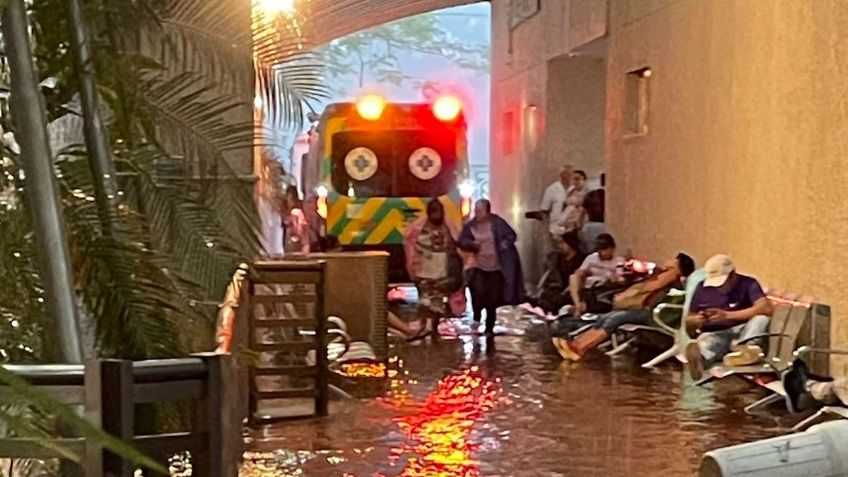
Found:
[684,254,774,380]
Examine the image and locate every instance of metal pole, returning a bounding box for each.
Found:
[1,0,84,363]
[67,0,117,234]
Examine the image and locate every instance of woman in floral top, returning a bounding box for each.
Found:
[403,199,464,335]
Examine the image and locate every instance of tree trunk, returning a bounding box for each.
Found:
[1,0,84,363]
[67,0,118,235]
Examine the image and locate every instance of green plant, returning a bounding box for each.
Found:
[0,0,328,360]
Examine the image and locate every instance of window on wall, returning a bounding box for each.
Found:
[624,67,651,136]
[502,111,515,153]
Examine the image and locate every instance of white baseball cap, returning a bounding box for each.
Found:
[703,254,735,287]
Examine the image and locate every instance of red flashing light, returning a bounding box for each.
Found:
[432,95,462,122]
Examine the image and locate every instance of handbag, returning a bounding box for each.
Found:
[580,284,626,314]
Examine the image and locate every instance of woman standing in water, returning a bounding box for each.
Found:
[458,199,525,334]
[403,199,465,336]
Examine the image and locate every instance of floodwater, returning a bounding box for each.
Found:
[240,304,793,477]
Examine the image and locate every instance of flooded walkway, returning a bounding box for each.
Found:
[241,309,788,476]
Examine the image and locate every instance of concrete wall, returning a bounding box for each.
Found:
[547,54,607,180]
[490,0,608,281]
[605,0,848,370]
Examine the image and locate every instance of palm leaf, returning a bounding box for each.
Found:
[256,52,327,130]
[134,72,257,172]
[147,0,329,129]
[52,153,209,359]
[125,146,249,297]
[123,74,264,254]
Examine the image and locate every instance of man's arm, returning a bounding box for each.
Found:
[724,296,774,321]
[569,270,587,313]
[641,268,679,292]
[569,257,592,314]
[684,287,707,337]
[685,311,707,338]
[539,185,555,212]
[456,223,478,252]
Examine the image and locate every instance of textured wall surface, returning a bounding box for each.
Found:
[490,0,608,282]
[605,0,848,371]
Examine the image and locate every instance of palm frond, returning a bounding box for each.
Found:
[146,0,329,129]
[74,232,198,359]
[256,52,327,130]
[124,146,250,296]
[154,0,255,89]
[50,152,207,359]
[125,75,265,257]
[134,72,257,173]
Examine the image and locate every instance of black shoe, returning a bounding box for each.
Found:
[782,359,822,414]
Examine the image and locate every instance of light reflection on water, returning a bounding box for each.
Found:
[384,366,502,477]
[242,311,785,477]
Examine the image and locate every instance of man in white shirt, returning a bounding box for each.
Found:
[538,165,574,237]
[568,233,625,316]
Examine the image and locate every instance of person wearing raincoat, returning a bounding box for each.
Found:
[458,199,525,334]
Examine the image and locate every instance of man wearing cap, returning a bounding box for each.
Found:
[684,254,774,380]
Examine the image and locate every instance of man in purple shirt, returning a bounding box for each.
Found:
[684,254,774,380]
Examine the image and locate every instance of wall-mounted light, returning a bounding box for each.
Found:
[523,105,540,152]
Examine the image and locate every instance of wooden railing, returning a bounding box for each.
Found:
[0,354,241,477]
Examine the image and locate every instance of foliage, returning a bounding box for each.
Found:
[0,0,328,361]
[0,0,326,472]
[318,12,489,94]
[0,200,44,365]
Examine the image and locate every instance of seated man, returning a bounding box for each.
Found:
[536,231,586,313]
[684,254,774,380]
[553,253,696,361]
[569,233,625,316]
[783,359,847,413]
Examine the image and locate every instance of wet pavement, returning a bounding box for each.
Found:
[241,305,794,477]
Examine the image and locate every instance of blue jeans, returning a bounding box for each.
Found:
[596,309,652,334]
[696,315,770,365]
